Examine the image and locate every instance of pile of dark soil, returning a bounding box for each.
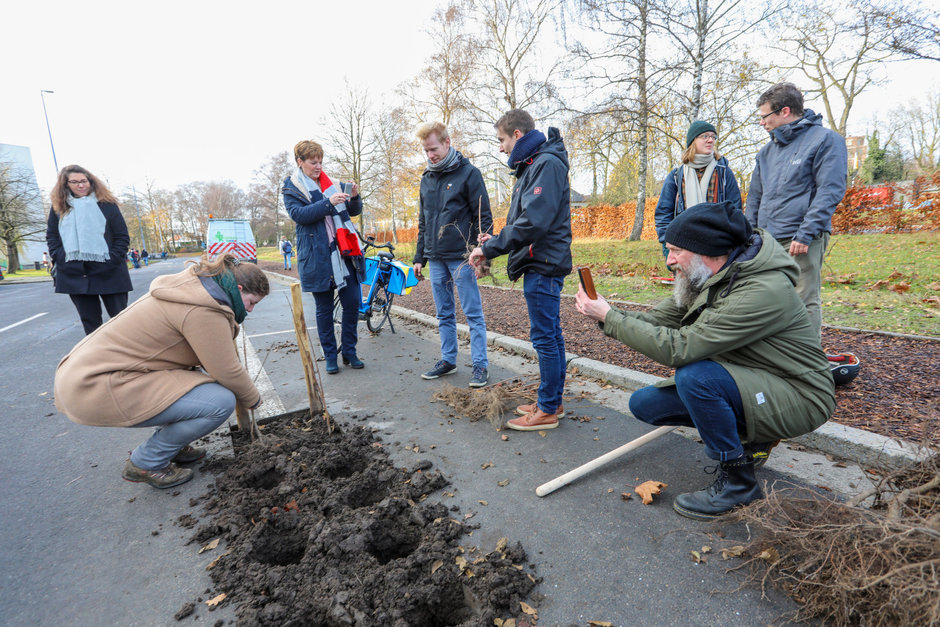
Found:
[395,281,939,445]
[189,410,538,626]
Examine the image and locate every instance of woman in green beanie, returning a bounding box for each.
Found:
[654,121,742,259]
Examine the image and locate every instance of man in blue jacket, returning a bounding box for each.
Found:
[747,82,848,338]
[469,109,573,431]
[413,122,493,388]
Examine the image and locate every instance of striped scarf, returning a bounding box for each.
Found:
[292,168,362,290]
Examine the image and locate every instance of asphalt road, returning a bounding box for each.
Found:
[1,260,805,626]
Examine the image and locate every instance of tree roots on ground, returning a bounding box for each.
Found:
[431,376,540,429]
[722,454,940,626]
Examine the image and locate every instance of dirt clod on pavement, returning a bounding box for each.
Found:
[191,410,538,626]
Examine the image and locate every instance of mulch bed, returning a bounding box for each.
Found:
[393,280,939,445]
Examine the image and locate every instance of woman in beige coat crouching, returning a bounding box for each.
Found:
[54,254,269,488]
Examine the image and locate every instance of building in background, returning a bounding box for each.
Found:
[0,143,45,270]
[845,136,868,176]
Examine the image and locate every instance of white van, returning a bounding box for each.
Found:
[206,219,257,263]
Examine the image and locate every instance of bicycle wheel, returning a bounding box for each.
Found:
[366,286,394,333]
[332,294,342,326]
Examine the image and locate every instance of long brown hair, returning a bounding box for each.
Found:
[681,143,722,164]
[50,165,119,217]
[190,254,270,297]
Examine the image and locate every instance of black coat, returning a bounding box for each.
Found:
[46,201,134,295]
[481,127,573,281]
[414,152,493,265]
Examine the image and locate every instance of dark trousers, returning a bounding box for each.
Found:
[312,279,360,361]
[70,293,129,335]
[628,360,746,461]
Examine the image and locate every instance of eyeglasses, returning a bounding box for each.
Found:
[698,134,717,141]
[68,179,90,186]
[759,108,782,121]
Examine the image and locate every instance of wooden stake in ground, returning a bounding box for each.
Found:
[290,283,330,429]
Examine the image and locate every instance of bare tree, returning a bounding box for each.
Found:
[371,108,423,241]
[400,0,479,132]
[864,0,940,62]
[324,84,379,231]
[777,1,898,137]
[886,89,940,176]
[249,150,294,242]
[574,0,672,239]
[0,162,44,273]
[653,0,781,121]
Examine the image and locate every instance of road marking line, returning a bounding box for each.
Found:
[247,326,315,339]
[237,333,286,419]
[0,312,48,333]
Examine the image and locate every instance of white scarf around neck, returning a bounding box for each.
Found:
[59,193,110,262]
[682,154,717,208]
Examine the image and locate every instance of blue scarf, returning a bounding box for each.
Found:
[59,193,110,262]
[507,129,547,171]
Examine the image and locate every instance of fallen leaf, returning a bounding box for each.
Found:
[464,512,475,520]
[481,462,494,469]
[520,601,538,617]
[455,556,468,570]
[720,545,747,560]
[478,500,488,506]
[758,547,780,563]
[620,492,632,501]
[283,499,298,512]
[206,593,227,607]
[199,538,220,553]
[607,488,614,493]
[888,281,911,293]
[634,480,668,504]
[690,550,705,564]
[431,560,443,574]
[926,282,940,291]
[497,479,510,487]
[496,537,508,552]
[588,622,614,627]
[500,434,509,441]
[701,545,712,554]
[538,431,547,437]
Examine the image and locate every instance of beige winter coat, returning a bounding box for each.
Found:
[54,267,261,426]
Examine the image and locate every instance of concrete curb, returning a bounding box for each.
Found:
[389,303,925,470]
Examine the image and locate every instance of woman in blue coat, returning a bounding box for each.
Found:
[46,165,133,334]
[655,121,742,259]
[282,140,364,374]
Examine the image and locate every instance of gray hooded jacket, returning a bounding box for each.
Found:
[745,110,847,245]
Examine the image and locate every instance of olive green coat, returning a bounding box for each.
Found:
[600,229,834,443]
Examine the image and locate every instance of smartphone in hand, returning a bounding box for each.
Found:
[578,267,597,300]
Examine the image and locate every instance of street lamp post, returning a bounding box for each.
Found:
[40,90,58,174]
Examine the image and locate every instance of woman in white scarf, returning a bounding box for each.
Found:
[46,165,133,334]
[654,121,743,261]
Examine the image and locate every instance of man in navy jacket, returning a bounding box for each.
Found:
[747,82,848,339]
[413,122,493,388]
[469,109,573,431]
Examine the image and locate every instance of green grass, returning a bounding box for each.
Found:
[263,232,940,337]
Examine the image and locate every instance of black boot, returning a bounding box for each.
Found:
[673,456,763,521]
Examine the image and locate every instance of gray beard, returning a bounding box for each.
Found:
[673,254,715,308]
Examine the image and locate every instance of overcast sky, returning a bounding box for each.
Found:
[1,0,936,196]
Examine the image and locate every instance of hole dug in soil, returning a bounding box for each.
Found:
[191,411,539,625]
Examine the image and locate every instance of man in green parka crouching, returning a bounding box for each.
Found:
[575,201,835,520]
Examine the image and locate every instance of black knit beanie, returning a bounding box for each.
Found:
[664,201,752,257]
[686,120,717,147]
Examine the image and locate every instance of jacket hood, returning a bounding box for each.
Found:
[770,109,823,146]
[537,127,570,169]
[149,267,235,322]
[705,228,800,294]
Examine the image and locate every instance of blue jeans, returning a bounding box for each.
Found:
[312,275,359,361]
[628,360,746,461]
[523,272,566,413]
[428,259,488,368]
[130,383,235,469]
[283,253,292,270]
